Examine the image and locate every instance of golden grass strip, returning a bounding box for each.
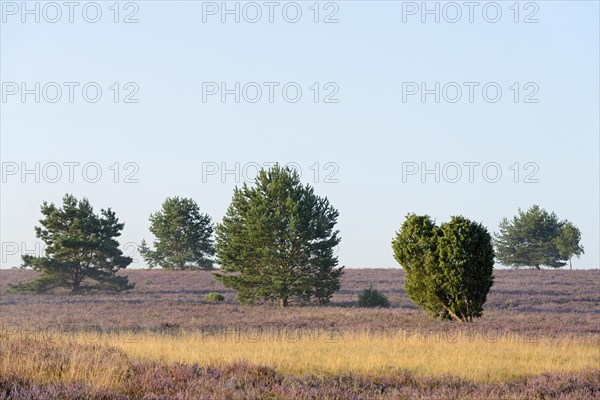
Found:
[108,331,600,382]
[2,330,598,385]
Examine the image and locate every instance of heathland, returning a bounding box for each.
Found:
[1,269,598,399]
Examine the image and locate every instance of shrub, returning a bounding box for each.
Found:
[205,292,225,302]
[159,322,180,331]
[392,214,494,322]
[357,286,390,308]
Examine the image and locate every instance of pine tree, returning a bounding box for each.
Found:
[139,197,215,270]
[556,222,585,270]
[214,165,343,306]
[10,194,133,294]
[494,205,581,269]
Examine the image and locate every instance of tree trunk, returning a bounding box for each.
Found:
[534,265,540,270]
[72,271,82,294]
[279,297,288,307]
[72,281,81,294]
[569,257,573,270]
[441,304,464,323]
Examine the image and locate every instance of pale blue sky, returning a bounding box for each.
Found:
[1,1,598,269]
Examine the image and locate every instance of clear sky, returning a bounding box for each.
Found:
[1,1,598,269]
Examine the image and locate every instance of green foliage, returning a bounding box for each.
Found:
[392,214,494,322]
[9,194,133,294]
[144,279,154,285]
[139,197,215,270]
[556,222,585,270]
[205,292,225,302]
[494,205,583,269]
[357,286,390,308]
[214,165,343,307]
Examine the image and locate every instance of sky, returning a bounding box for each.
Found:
[1,0,598,269]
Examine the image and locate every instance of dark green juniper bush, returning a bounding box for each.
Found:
[392,214,494,322]
[10,194,133,294]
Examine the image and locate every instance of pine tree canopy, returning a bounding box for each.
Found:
[10,194,133,294]
[214,165,343,307]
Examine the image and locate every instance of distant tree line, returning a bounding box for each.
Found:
[9,165,585,322]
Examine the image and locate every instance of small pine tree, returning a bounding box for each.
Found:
[556,222,585,270]
[140,197,215,270]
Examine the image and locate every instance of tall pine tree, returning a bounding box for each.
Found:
[214,165,343,306]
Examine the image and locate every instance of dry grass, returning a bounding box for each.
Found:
[4,330,596,386]
[112,331,599,382]
[0,339,130,391]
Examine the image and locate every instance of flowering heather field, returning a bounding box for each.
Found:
[1,269,599,399]
[1,269,598,336]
